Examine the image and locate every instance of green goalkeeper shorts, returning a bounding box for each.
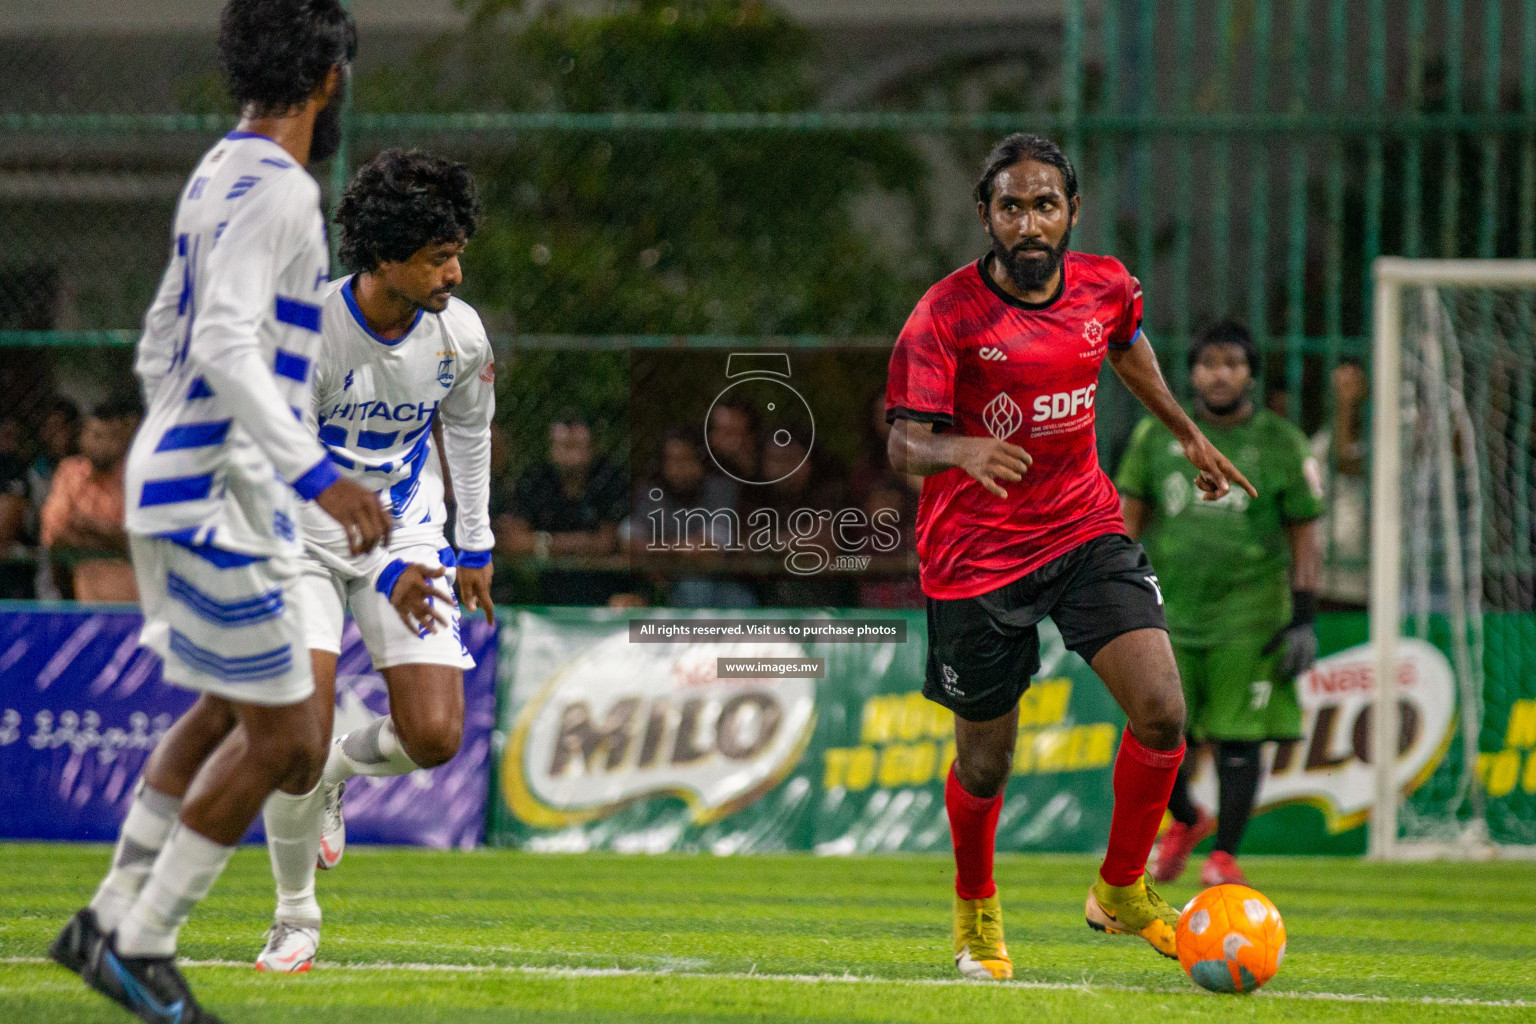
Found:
[1172,637,1303,743]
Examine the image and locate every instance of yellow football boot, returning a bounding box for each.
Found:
[1084,873,1179,959]
[953,894,1013,980]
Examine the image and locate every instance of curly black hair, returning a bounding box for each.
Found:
[336,149,483,273]
[217,0,356,116]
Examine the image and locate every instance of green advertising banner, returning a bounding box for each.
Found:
[490,608,1124,854]
[488,608,1521,854]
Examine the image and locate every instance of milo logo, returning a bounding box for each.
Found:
[503,632,817,828]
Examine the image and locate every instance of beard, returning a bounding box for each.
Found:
[990,225,1072,294]
[309,70,348,163]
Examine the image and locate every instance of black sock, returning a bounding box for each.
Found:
[1214,741,1263,855]
[1165,744,1200,827]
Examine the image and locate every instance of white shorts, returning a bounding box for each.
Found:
[129,534,314,707]
[299,540,474,671]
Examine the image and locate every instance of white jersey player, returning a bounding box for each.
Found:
[51,3,387,1020]
[257,149,494,973]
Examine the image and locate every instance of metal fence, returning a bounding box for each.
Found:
[2,0,1533,601]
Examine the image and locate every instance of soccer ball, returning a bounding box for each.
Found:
[1175,884,1286,993]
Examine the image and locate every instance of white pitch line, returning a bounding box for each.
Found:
[5,956,1533,1009]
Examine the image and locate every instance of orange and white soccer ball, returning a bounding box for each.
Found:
[1175,884,1286,993]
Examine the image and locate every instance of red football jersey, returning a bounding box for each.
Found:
[886,251,1143,600]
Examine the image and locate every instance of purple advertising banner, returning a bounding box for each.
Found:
[0,607,497,848]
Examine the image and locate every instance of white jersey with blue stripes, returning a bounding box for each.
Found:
[299,276,496,562]
[125,131,338,557]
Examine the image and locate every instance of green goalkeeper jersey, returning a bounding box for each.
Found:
[1114,407,1325,646]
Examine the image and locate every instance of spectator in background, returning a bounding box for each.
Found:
[852,387,923,504]
[501,409,628,603]
[855,478,922,609]
[754,436,855,607]
[1310,359,1368,609]
[27,397,79,600]
[0,417,31,598]
[40,397,140,602]
[630,427,756,608]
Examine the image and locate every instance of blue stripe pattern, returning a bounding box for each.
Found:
[225,175,261,199]
[274,296,321,332]
[273,349,310,383]
[186,376,214,400]
[318,424,347,447]
[357,429,398,450]
[166,571,283,625]
[327,451,356,469]
[401,420,433,443]
[259,157,293,168]
[140,474,214,507]
[154,419,231,452]
[159,530,266,568]
[169,630,292,682]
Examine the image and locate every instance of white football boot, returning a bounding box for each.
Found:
[255,919,320,973]
[317,739,347,870]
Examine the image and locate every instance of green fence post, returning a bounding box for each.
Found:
[1136,0,1156,352]
[1210,0,1234,316]
[1171,0,1196,396]
[1440,0,1465,258]
[1248,0,1275,405]
[1098,0,1122,257]
[1405,0,1427,257]
[329,0,354,269]
[1322,0,1348,422]
[1284,0,1310,425]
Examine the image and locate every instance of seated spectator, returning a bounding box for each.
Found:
[855,478,923,609]
[0,417,30,598]
[853,387,923,504]
[1310,359,1368,609]
[631,427,756,608]
[501,409,628,604]
[26,397,79,599]
[754,437,855,607]
[40,398,140,602]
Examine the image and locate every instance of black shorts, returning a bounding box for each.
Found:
[924,532,1167,722]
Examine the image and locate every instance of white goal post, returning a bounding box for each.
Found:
[1370,257,1536,861]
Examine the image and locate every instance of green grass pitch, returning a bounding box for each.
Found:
[2,844,1533,1022]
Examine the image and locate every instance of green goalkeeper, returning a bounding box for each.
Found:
[1116,319,1324,887]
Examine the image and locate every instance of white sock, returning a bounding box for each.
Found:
[262,783,324,924]
[325,716,420,782]
[89,783,182,933]
[115,824,234,958]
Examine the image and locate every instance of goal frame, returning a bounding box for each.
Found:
[1369,257,1536,861]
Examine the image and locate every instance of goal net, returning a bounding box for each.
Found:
[1370,258,1536,859]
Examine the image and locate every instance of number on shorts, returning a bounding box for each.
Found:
[1249,679,1272,710]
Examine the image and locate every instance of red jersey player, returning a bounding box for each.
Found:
[885,133,1254,980]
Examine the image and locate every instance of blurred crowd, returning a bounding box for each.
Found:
[1,395,142,603]
[0,369,1369,610]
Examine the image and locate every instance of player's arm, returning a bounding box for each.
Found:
[1107,333,1257,500]
[191,178,387,554]
[438,331,496,623]
[1262,519,1322,676]
[887,418,1031,499]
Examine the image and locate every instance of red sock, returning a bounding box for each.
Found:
[946,764,1003,900]
[1100,730,1185,887]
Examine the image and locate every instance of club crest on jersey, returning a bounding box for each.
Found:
[983,392,1024,440]
[1083,318,1105,346]
[437,355,455,388]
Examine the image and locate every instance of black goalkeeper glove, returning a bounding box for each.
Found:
[1262,590,1318,680]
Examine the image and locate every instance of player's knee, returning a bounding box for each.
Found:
[1134,687,1187,751]
[257,717,327,790]
[399,713,462,769]
[955,745,1012,799]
